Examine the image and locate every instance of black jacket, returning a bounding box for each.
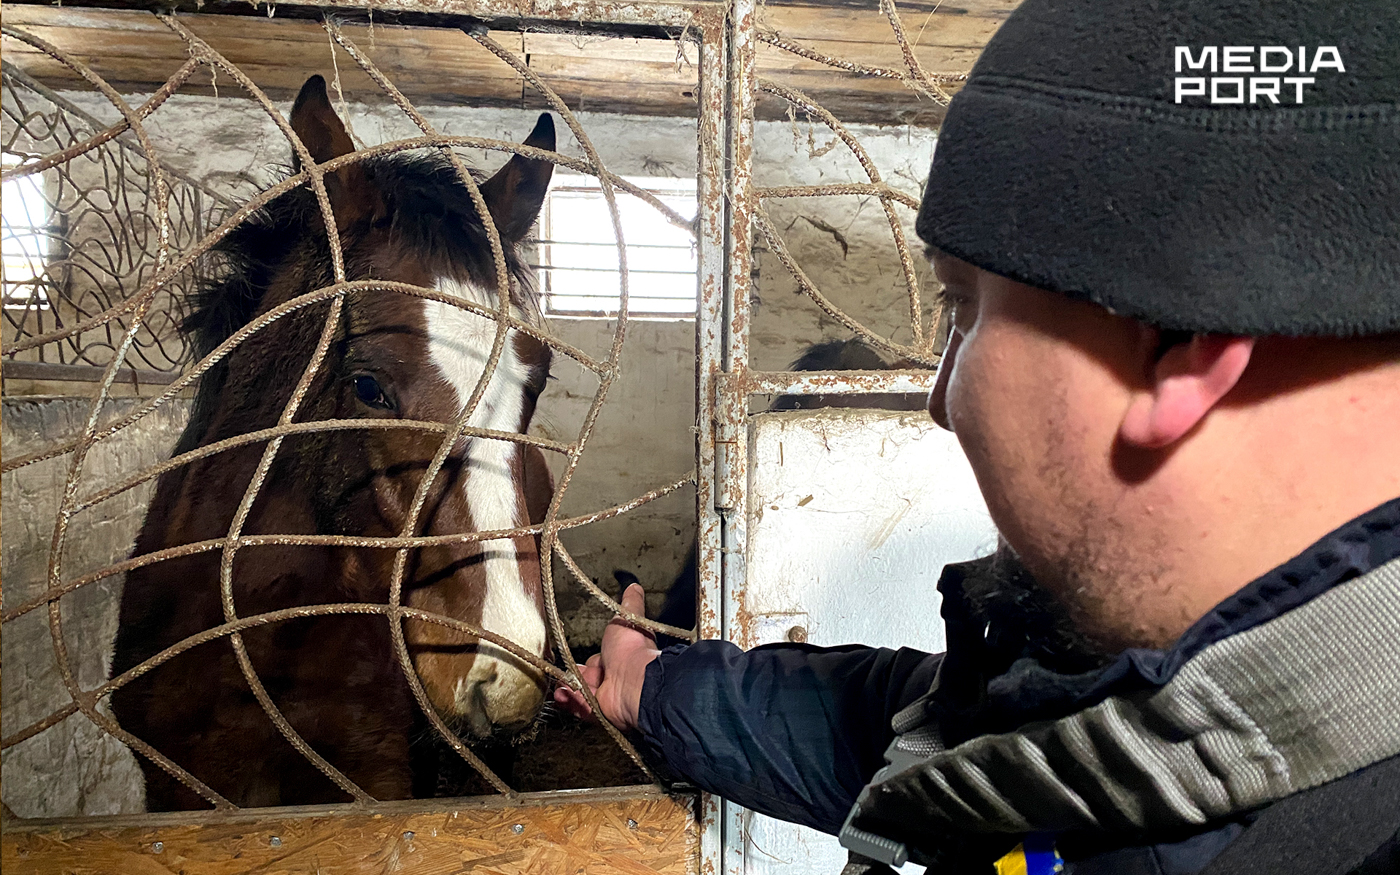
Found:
[636,496,1400,873]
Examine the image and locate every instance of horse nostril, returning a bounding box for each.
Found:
[463,681,494,739]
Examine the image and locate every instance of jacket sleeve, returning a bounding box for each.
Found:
[634,639,942,835]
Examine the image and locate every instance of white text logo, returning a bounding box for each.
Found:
[1173,46,1344,104]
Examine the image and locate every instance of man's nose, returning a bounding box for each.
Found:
[927,329,960,431]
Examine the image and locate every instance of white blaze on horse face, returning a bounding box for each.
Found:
[423,278,547,732]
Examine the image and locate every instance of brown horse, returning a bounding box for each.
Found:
[110,76,558,810]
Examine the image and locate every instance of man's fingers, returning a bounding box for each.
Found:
[558,583,659,730]
[553,686,595,720]
[605,582,655,645]
[580,662,602,689]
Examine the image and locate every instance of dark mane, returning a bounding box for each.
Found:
[176,150,537,456]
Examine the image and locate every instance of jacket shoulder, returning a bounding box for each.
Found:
[1200,753,1400,875]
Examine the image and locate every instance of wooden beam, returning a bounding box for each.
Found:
[0,361,183,386]
[759,4,1007,48]
[1,787,698,875]
[2,2,1005,123]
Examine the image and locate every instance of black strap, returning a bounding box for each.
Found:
[1201,754,1400,875]
[840,851,899,875]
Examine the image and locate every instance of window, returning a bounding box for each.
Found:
[537,174,697,317]
[2,155,56,311]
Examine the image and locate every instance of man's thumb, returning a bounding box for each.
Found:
[620,582,647,617]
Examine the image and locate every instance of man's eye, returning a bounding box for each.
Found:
[935,285,971,308]
[934,285,973,351]
[352,374,393,410]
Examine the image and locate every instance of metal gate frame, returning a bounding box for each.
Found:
[692,5,940,875]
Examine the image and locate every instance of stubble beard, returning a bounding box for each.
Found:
[1026,498,1183,654]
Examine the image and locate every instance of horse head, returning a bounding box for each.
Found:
[187,76,557,739]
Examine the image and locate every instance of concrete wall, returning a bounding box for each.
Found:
[1,396,190,817]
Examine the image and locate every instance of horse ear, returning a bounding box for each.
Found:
[290,75,356,167]
[290,75,379,230]
[480,113,556,242]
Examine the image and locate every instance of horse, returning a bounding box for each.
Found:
[110,75,558,810]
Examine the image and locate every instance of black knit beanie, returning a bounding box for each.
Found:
[916,0,1400,337]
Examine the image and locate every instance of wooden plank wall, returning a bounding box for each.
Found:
[0,0,1019,124]
[1,787,697,875]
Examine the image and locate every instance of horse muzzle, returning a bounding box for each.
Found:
[451,650,547,738]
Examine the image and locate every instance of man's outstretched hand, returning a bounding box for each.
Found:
[553,583,661,731]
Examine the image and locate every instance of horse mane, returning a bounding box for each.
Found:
[176,150,539,456]
[786,338,891,372]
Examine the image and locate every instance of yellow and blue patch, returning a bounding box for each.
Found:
[993,833,1065,875]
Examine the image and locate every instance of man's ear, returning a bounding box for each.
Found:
[1119,333,1255,449]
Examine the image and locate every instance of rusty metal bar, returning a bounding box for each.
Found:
[2,472,696,629]
[745,369,936,397]
[715,0,757,872]
[0,62,237,208]
[692,8,730,874]
[693,14,727,649]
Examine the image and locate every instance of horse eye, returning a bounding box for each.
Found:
[352,374,392,410]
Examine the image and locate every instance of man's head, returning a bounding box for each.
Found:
[926,252,1399,651]
[918,0,1400,651]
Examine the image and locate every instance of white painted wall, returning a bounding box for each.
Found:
[742,409,997,651]
[735,409,998,875]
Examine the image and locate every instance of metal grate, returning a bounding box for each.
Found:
[2,64,234,379]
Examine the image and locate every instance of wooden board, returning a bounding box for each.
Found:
[1,0,1016,124]
[2,7,530,106]
[1,787,697,875]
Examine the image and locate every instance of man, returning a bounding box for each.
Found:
[558,0,1400,871]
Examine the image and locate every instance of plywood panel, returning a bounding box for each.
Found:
[1,788,697,875]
